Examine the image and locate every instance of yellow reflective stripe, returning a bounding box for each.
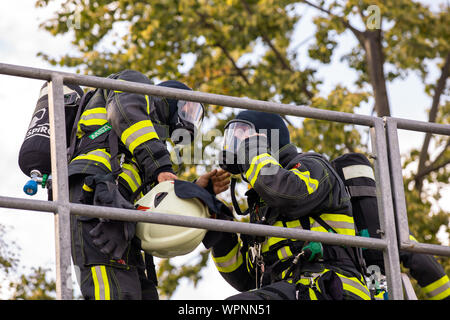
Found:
[119,163,142,192]
[310,214,355,236]
[71,149,111,171]
[423,275,450,300]
[338,273,371,300]
[245,153,269,180]
[262,220,302,253]
[129,132,159,154]
[145,95,150,115]
[91,266,100,300]
[91,266,111,300]
[82,107,107,116]
[250,159,280,186]
[213,243,243,273]
[78,108,108,126]
[277,246,293,260]
[374,291,386,300]
[77,108,108,137]
[285,220,301,228]
[121,120,159,154]
[321,213,355,236]
[309,288,318,300]
[262,221,284,253]
[100,266,111,300]
[245,153,281,186]
[289,168,318,194]
[82,184,93,192]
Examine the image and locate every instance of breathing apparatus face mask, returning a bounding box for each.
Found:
[171,100,204,145]
[219,119,256,174]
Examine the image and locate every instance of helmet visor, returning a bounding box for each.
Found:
[223,120,256,154]
[177,100,204,131]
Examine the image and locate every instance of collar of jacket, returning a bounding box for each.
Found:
[273,143,299,168]
[149,96,171,140]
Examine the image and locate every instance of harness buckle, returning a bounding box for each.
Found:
[250,243,265,289]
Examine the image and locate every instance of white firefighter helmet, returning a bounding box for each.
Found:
[135,180,210,258]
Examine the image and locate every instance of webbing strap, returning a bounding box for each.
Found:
[67,90,94,161]
[347,185,376,197]
[108,129,122,179]
[231,178,246,216]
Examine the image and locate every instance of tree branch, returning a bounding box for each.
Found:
[299,0,365,44]
[415,52,450,191]
[240,0,293,72]
[194,9,251,86]
[240,0,313,98]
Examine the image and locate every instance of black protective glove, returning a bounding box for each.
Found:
[80,173,137,260]
[237,134,270,174]
[89,219,136,260]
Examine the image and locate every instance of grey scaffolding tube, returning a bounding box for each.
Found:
[0,62,448,300]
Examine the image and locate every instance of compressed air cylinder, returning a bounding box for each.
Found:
[18,82,83,177]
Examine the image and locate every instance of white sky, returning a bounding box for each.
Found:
[0,0,448,299]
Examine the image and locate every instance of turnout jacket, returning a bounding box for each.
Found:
[212,144,370,300]
[69,70,174,200]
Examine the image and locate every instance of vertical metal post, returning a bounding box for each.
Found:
[401,273,418,300]
[48,74,72,300]
[385,118,411,246]
[370,118,403,300]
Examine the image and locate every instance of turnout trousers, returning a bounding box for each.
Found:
[69,174,159,300]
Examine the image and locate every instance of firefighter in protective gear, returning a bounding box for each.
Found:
[332,153,450,300]
[68,69,226,300]
[214,110,371,300]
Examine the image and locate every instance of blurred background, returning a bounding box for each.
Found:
[0,0,448,299]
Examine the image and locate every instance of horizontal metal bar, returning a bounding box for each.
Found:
[400,240,450,257]
[391,117,450,136]
[0,193,387,250]
[0,195,58,212]
[68,202,386,250]
[0,62,375,126]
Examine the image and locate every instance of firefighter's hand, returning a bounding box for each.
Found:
[157,171,178,183]
[211,169,231,194]
[196,169,231,195]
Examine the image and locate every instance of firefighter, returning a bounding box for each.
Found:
[213,110,370,300]
[68,69,229,300]
[332,152,450,300]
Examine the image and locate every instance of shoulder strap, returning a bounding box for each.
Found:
[67,90,94,161]
[108,128,123,179]
[231,178,248,216]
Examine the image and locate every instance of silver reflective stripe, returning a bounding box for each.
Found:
[427,279,450,299]
[277,246,292,260]
[340,275,371,299]
[92,266,108,300]
[39,85,78,99]
[123,126,158,149]
[80,111,107,122]
[311,220,354,231]
[245,153,273,181]
[342,164,375,180]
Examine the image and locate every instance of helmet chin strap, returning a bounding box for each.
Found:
[230,177,249,216]
[173,145,184,176]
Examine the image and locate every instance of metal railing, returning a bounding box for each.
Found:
[0,62,448,300]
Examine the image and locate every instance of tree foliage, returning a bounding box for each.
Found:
[8,267,56,300]
[3,0,444,298]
